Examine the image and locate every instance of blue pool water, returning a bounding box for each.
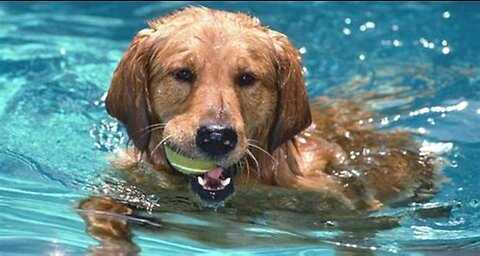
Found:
[1,1,480,255]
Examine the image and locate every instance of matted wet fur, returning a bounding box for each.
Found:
[78,7,440,253]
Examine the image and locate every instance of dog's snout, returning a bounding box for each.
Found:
[196,126,238,157]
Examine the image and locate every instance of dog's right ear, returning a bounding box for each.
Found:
[105,29,156,152]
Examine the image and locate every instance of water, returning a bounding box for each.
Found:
[1,1,479,255]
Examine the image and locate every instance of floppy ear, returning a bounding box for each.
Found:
[105,29,155,152]
[268,32,312,152]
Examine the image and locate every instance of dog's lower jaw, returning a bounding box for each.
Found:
[190,180,235,208]
[188,165,237,207]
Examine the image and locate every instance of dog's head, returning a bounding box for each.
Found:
[105,7,311,206]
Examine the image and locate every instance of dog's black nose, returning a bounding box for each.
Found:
[196,126,237,156]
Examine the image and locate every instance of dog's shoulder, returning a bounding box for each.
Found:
[293,98,442,210]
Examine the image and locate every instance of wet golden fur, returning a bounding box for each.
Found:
[79,7,439,253]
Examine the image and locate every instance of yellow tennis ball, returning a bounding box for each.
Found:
[164,146,216,175]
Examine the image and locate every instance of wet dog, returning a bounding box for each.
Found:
[79,7,440,253]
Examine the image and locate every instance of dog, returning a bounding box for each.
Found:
[79,7,440,253]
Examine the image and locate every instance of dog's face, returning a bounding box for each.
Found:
[105,7,311,206]
[149,23,278,168]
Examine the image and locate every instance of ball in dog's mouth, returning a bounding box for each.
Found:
[164,146,236,206]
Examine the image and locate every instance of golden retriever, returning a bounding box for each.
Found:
[79,6,440,253]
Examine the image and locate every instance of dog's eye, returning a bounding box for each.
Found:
[236,72,257,87]
[173,68,196,83]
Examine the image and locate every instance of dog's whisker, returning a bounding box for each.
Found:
[244,157,256,184]
[141,123,167,131]
[247,141,278,166]
[137,123,167,140]
[247,138,263,145]
[245,149,261,180]
[150,134,174,158]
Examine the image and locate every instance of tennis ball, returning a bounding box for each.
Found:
[164,146,216,175]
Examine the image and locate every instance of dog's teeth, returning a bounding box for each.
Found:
[220,178,231,186]
[198,176,206,186]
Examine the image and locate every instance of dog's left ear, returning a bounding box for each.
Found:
[268,32,312,152]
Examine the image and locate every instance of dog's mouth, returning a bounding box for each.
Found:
[189,166,236,206]
[164,145,237,206]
